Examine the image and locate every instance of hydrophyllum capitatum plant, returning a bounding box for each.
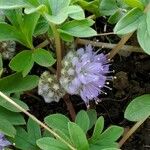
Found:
[38,45,113,105]
[0,133,11,149]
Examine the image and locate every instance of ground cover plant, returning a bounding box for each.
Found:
[0,0,150,149]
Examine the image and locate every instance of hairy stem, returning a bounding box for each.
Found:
[0,92,76,150]
[108,33,133,59]
[63,94,76,121]
[119,118,147,147]
[77,38,143,53]
[49,23,62,80]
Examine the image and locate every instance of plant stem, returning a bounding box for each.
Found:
[36,40,49,49]
[119,118,147,148]
[108,33,133,59]
[0,91,76,150]
[49,23,62,80]
[77,38,143,53]
[63,94,76,121]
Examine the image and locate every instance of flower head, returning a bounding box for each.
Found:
[0,133,11,149]
[38,71,66,103]
[60,45,112,105]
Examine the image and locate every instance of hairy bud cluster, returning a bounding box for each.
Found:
[38,71,66,103]
[0,41,16,59]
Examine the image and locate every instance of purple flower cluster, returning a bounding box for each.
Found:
[60,45,111,105]
[0,133,11,150]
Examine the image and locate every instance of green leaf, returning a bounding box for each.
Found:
[114,8,144,34]
[0,0,28,9]
[0,73,39,93]
[68,5,85,20]
[44,114,70,136]
[48,0,70,15]
[125,94,150,121]
[137,13,150,55]
[22,12,40,46]
[100,0,118,16]
[0,23,26,45]
[75,110,90,133]
[0,117,16,137]
[0,97,29,112]
[90,116,104,142]
[124,0,144,10]
[90,143,119,150]
[101,148,120,150]
[44,0,71,24]
[59,20,97,37]
[24,4,48,14]
[37,137,69,150]
[98,126,124,143]
[27,118,41,145]
[9,50,34,76]
[32,48,56,67]
[68,122,89,150]
[34,17,49,36]
[15,127,37,150]
[0,107,25,125]
[60,32,74,42]
[87,109,97,130]
[108,9,125,24]
[44,12,68,25]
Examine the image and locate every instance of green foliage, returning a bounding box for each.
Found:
[37,137,70,150]
[0,117,16,137]
[32,48,56,67]
[124,0,144,10]
[114,8,144,34]
[68,122,89,150]
[0,73,39,93]
[59,19,97,37]
[0,106,25,125]
[9,49,55,76]
[137,12,150,55]
[37,110,123,150]
[0,0,28,9]
[125,94,150,121]
[75,110,90,133]
[14,118,41,150]
[44,114,70,136]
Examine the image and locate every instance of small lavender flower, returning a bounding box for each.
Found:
[0,41,16,60]
[60,45,112,105]
[0,133,11,150]
[38,71,66,103]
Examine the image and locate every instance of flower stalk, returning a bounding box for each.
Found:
[49,23,62,80]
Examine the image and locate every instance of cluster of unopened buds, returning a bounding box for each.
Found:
[0,41,16,60]
[38,45,114,105]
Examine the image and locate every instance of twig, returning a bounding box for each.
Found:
[119,118,147,147]
[36,40,49,49]
[108,33,133,59]
[96,32,114,36]
[77,38,143,53]
[0,91,76,150]
[63,94,76,121]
